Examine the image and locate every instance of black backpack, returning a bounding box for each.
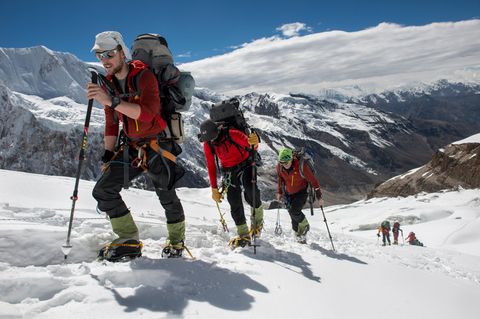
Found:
[207,98,261,167]
[209,98,249,133]
[131,33,195,144]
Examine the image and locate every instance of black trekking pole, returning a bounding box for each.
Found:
[320,205,335,252]
[62,70,98,261]
[308,186,315,216]
[274,206,283,236]
[249,134,260,254]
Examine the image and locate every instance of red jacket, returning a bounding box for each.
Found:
[103,60,166,139]
[203,128,254,188]
[277,157,320,195]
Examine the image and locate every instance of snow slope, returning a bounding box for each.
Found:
[0,169,479,318]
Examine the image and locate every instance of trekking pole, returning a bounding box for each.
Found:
[320,205,335,252]
[249,136,260,254]
[274,207,283,236]
[62,70,98,261]
[215,202,229,232]
[400,229,405,245]
[308,186,315,216]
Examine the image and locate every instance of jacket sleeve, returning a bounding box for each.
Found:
[276,164,284,195]
[104,102,119,137]
[135,70,162,124]
[229,129,258,151]
[203,142,218,189]
[302,162,320,189]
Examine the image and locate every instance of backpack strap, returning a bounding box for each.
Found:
[130,68,147,98]
[207,141,222,175]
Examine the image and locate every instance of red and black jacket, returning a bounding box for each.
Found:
[103,60,167,139]
[277,157,320,196]
[203,128,255,188]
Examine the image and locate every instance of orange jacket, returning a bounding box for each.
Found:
[277,157,320,195]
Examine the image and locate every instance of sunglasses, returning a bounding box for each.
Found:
[95,48,119,60]
[280,158,292,164]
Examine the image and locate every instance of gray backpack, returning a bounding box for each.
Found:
[131,33,195,143]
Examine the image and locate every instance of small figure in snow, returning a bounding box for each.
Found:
[392,221,402,245]
[405,232,424,246]
[377,220,391,246]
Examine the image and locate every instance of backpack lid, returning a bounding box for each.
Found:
[132,33,173,73]
[209,98,249,132]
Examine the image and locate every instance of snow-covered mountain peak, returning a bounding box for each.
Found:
[0,46,89,103]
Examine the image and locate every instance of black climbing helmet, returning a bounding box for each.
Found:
[198,119,220,142]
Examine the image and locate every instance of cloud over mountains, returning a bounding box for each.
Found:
[181,20,480,95]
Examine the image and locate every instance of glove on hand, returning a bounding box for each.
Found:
[314,188,323,200]
[377,233,381,238]
[247,132,260,147]
[212,188,223,203]
[101,150,115,163]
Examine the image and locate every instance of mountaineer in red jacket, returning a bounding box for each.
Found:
[276,147,323,243]
[86,31,186,260]
[199,119,263,249]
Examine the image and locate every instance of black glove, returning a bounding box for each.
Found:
[377,233,380,238]
[314,188,323,200]
[101,150,115,163]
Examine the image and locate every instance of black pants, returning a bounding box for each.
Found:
[286,188,308,232]
[382,232,391,245]
[225,164,261,226]
[92,142,184,224]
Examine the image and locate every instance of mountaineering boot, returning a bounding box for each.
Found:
[98,212,142,262]
[98,239,143,262]
[162,221,186,258]
[229,224,251,249]
[249,206,264,237]
[295,218,310,244]
[162,240,185,258]
[229,235,251,249]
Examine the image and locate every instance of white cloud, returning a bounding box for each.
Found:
[276,22,313,37]
[180,20,480,96]
[177,51,191,58]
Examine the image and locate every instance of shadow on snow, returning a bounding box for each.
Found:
[241,240,322,283]
[310,243,368,265]
[91,257,268,315]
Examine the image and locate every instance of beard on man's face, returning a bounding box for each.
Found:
[111,63,123,75]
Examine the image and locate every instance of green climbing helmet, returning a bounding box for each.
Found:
[278,147,293,163]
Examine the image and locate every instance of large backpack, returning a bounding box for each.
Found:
[207,98,261,167]
[292,148,315,180]
[381,220,391,230]
[131,33,195,144]
[209,98,249,133]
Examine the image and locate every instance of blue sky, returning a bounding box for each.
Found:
[0,0,478,63]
